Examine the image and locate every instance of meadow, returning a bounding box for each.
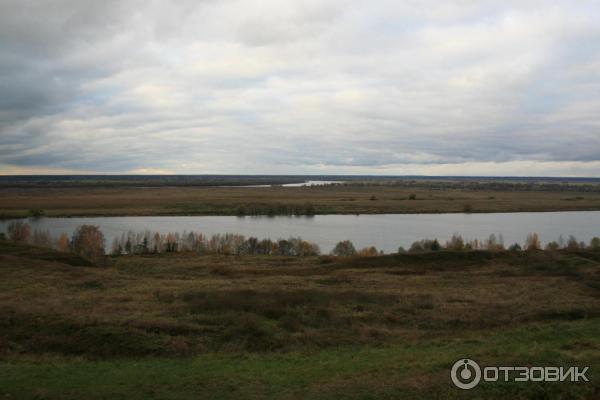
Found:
[1,239,599,399]
[2,182,600,218]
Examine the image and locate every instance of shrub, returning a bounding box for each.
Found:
[590,237,600,251]
[408,194,417,200]
[508,243,522,251]
[545,241,560,251]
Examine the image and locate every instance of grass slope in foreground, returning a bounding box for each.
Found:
[1,241,599,399]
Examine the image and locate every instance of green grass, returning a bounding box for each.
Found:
[1,320,598,399]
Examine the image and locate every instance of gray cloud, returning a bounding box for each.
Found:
[1,0,600,175]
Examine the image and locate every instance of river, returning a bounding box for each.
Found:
[1,211,599,253]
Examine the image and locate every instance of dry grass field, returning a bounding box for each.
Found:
[2,184,600,218]
[1,240,599,399]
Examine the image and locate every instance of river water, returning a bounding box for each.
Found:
[1,211,599,253]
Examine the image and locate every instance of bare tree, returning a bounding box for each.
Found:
[524,232,541,251]
[566,235,580,251]
[31,229,52,248]
[111,237,123,255]
[56,233,70,252]
[71,225,105,262]
[7,221,30,242]
[358,246,379,257]
[485,234,504,251]
[445,234,464,251]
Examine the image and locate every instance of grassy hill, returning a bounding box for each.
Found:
[1,241,599,399]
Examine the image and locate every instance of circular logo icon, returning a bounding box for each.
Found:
[451,359,481,389]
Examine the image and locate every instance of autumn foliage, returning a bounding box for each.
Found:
[71,225,105,261]
[7,221,30,242]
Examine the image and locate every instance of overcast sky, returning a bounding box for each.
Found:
[1,1,599,176]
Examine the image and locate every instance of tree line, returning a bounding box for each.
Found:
[2,221,599,264]
[396,232,600,253]
[109,230,321,256]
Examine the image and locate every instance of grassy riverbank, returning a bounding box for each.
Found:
[2,183,600,218]
[1,240,599,398]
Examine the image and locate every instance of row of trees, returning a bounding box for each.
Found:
[398,233,600,253]
[109,230,321,256]
[5,221,105,261]
[4,221,600,260]
[330,241,383,257]
[4,222,322,258]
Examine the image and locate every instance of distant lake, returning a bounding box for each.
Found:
[1,212,599,253]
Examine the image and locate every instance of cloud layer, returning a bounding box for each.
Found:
[1,0,599,175]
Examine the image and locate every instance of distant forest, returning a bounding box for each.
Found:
[1,174,600,189]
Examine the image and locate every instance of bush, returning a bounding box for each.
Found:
[508,243,522,251]
[408,194,417,200]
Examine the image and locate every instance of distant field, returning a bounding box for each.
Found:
[2,183,600,218]
[2,174,599,189]
[0,240,599,399]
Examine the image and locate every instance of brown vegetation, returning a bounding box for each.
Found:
[1,239,599,358]
[6,222,600,261]
[70,225,105,262]
[3,183,600,218]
